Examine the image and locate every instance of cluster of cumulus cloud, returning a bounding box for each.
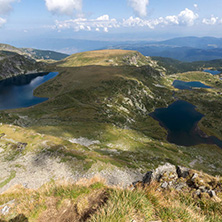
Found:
[0,0,222,31]
[45,0,149,18]
[54,8,199,32]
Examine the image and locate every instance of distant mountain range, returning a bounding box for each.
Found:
[6,36,222,62]
[107,37,222,62]
[0,43,69,61]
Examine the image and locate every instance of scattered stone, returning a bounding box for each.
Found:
[199,186,207,192]
[152,163,177,181]
[195,189,201,197]
[191,173,198,181]
[68,137,100,147]
[133,163,222,201]
[17,142,27,151]
[142,171,152,184]
[208,190,216,198]
[161,181,168,189]
[176,166,190,178]
[175,182,187,191]
[1,205,10,215]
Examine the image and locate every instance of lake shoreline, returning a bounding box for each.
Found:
[150,100,222,148]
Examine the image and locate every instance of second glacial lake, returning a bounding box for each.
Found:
[150,100,222,148]
[203,69,221,75]
[173,80,212,90]
[0,72,58,110]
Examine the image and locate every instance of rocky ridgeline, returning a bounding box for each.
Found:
[133,163,222,201]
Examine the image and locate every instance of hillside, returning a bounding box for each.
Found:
[151,56,222,74]
[0,44,69,61]
[0,52,45,79]
[1,163,222,221]
[1,49,222,220]
[0,43,69,79]
[57,49,150,67]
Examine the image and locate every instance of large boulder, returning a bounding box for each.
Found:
[152,163,177,181]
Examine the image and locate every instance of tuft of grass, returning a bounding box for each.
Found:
[89,188,155,222]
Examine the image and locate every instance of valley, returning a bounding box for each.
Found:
[1,47,222,221]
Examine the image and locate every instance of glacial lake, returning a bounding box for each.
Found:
[203,69,221,75]
[0,72,58,110]
[173,80,212,90]
[150,100,222,148]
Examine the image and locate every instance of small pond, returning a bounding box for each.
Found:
[0,72,58,110]
[150,100,222,148]
[203,69,221,75]
[173,80,212,90]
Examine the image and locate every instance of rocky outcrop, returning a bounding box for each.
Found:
[0,53,45,79]
[134,163,222,201]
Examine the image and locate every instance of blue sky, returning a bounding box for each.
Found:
[0,0,222,46]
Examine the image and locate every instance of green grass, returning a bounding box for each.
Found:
[0,170,16,188]
[1,179,222,222]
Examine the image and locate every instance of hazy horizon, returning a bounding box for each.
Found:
[0,0,222,50]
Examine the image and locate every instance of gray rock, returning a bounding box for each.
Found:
[177,166,190,178]
[195,189,201,197]
[1,205,10,215]
[161,181,168,189]
[199,186,207,192]
[208,190,216,197]
[142,171,153,184]
[175,182,187,191]
[191,173,198,181]
[152,163,177,181]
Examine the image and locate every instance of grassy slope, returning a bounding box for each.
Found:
[151,56,222,74]
[57,49,149,67]
[1,49,222,220]
[1,177,222,222]
[0,50,221,177]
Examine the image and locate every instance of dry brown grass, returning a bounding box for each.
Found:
[1,177,222,222]
[59,49,137,67]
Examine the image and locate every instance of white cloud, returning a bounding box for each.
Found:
[128,0,149,17]
[165,15,179,25]
[45,0,82,16]
[202,16,219,25]
[55,14,119,32]
[53,8,200,32]
[178,8,199,26]
[96,15,109,21]
[122,8,198,29]
[0,17,6,27]
[0,0,18,15]
[194,4,198,8]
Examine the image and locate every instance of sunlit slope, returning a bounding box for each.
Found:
[57,49,150,67]
[2,49,222,180]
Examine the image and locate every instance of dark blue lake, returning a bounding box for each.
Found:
[173,80,212,90]
[203,69,221,75]
[150,100,222,148]
[0,72,58,110]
